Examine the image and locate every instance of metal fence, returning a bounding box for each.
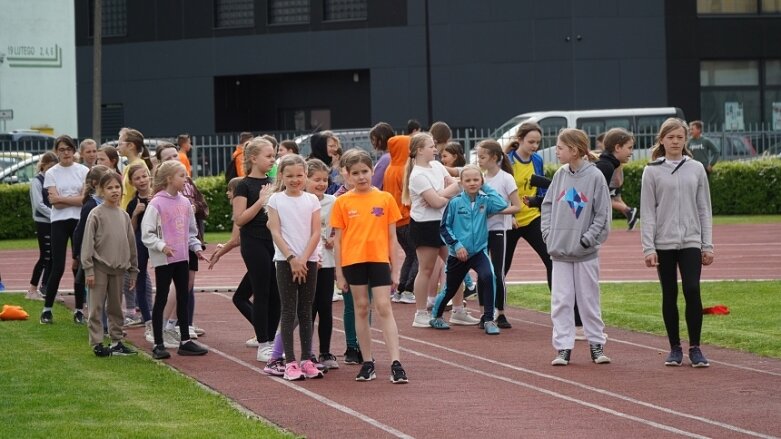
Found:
[2,125,779,180]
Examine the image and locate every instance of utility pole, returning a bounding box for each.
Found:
[92,0,102,141]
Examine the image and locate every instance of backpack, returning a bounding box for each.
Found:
[225,157,238,183]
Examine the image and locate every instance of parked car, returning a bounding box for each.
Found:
[0,153,40,184]
[710,134,757,161]
[293,129,375,160]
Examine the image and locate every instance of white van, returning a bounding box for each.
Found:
[489,107,685,162]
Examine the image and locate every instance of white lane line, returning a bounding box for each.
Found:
[330,327,707,439]
[500,313,781,377]
[204,345,415,439]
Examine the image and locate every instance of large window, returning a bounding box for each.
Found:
[697,0,781,13]
[214,0,254,28]
[324,0,367,21]
[88,0,127,37]
[700,60,780,129]
[268,0,310,24]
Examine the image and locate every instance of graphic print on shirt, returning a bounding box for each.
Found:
[371,207,384,217]
[557,187,590,219]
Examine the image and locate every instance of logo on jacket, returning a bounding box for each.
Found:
[371,207,384,217]
[557,187,589,219]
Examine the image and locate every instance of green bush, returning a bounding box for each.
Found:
[544,157,781,215]
[1,161,779,239]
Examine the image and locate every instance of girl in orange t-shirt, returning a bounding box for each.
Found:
[331,149,408,384]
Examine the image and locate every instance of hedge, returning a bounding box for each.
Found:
[1,158,779,240]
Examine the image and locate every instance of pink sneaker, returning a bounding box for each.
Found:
[283,361,304,381]
[263,358,285,376]
[301,360,324,379]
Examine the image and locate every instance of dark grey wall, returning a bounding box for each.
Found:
[76,0,668,137]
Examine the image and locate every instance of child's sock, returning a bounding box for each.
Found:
[271,332,284,359]
[43,307,52,313]
[165,319,177,330]
[453,305,464,313]
[74,308,83,313]
[426,296,435,308]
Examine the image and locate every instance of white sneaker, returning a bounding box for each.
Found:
[391,292,402,303]
[412,311,432,328]
[144,322,154,344]
[449,309,480,326]
[399,291,416,304]
[174,326,198,339]
[257,342,273,362]
[245,336,259,348]
[332,291,343,302]
[163,329,179,349]
[25,289,45,301]
[191,325,205,336]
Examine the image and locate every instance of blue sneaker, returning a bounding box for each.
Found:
[689,346,710,368]
[431,289,447,318]
[429,317,450,330]
[484,320,500,335]
[665,345,683,367]
[0,281,5,291]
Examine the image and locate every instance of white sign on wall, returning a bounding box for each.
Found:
[724,101,745,131]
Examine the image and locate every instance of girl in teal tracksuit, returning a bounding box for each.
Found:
[432,165,512,334]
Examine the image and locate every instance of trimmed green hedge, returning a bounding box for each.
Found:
[2,158,779,239]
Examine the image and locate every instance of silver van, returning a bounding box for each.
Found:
[490,107,685,162]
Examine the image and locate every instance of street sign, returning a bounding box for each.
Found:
[0,109,12,120]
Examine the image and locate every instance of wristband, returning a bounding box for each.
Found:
[286,254,295,262]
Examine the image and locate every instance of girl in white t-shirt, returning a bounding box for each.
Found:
[476,140,522,327]
[266,154,323,381]
[401,132,465,328]
[40,135,90,325]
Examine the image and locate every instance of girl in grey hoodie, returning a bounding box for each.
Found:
[541,129,612,366]
[640,118,714,368]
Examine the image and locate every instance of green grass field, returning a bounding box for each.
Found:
[0,295,296,439]
[506,280,781,358]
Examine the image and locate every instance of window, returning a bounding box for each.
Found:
[88,0,127,37]
[697,0,780,13]
[214,0,254,28]
[538,117,567,150]
[268,0,310,24]
[324,0,367,21]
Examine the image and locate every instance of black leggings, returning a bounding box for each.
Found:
[276,261,317,362]
[240,233,280,344]
[152,261,191,345]
[232,272,254,325]
[312,267,335,355]
[30,221,52,289]
[396,224,418,293]
[44,219,85,309]
[656,248,703,347]
[485,231,508,311]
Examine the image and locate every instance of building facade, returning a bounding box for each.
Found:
[73,0,780,138]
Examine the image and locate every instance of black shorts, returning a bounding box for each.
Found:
[342,262,391,287]
[410,219,444,248]
[188,250,199,272]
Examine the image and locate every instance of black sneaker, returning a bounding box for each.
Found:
[478,315,489,329]
[664,345,683,367]
[355,361,376,381]
[463,284,477,300]
[93,343,112,357]
[589,343,611,364]
[495,314,512,329]
[689,346,710,368]
[152,344,171,360]
[344,347,363,365]
[551,349,571,366]
[110,342,137,356]
[73,310,85,325]
[40,310,53,324]
[177,340,208,356]
[390,360,408,384]
[626,207,639,231]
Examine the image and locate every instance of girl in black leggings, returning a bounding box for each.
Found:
[40,136,89,324]
[233,137,280,363]
[28,152,58,299]
[641,118,714,368]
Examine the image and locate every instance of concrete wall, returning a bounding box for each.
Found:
[0,0,78,135]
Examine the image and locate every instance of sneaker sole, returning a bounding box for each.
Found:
[691,363,710,368]
[412,320,431,328]
[284,374,305,381]
[355,373,376,381]
[449,319,480,326]
[153,352,171,360]
[664,361,683,367]
[551,359,569,366]
[390,377,409,384]
[592,356,611,364]
[177,348,208,356]
[304,372,324,379]
[398,299,416,304]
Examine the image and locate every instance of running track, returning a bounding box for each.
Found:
[2,224,780,438]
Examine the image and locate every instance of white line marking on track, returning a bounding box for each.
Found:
[501,314,781,377]
[205,345,415,439]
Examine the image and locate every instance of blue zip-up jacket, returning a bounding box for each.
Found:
[508,149,547,199]
[440,184,508,257]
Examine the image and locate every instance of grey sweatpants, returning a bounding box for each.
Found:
[276,261,318,362]
[550,258,606,350]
